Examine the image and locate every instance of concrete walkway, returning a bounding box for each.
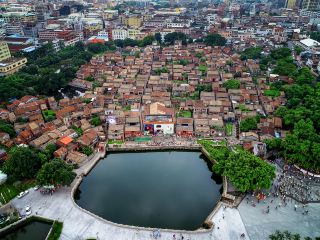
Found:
[238,194,320,239]
[11,188,248,240]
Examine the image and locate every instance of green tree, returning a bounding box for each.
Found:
[294,46,303,55]
[154,67,170,75]
[222,79,240,89]
[310,31,320,42]
[273,58,297,76]
[270,47,292,60]
[204,33,226,46]
[164,32,187,45]
[291,67,315,85]
[139,35,155,47]
[213,150,276,192]
[240,47,262,60]
[87,43,108,54]
[178,59,189,66]
[240,117,258,132]
[282,119,320,171]
[80,146,93,156]
[37,158,76,186]
[264,138,283,151]
[0,42,94,101]
[0,119,15,137]
[85,75,95,82]
[268,230,314,240]
[4,147,41,180]
[72,125,83,136]
[196,84,212,92]
[154,33,162,43]
[90,116,102,126]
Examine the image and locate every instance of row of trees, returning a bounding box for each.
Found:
[112,32,226,48]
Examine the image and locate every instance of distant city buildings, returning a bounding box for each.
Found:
[0,0,317,76]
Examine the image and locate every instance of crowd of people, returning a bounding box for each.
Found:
[245,158,320,216]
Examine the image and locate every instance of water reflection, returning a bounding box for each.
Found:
[1,221,51,240]
[76,151,222,230]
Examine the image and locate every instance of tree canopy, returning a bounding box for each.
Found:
[213,150,275,192]
[0,119,15,137]
[310,31,320,42]
[0,42,94,101]
[268,119,320,171]
[204,33,226,47]
[270,47,292,60]
[269,230,320,240]
[240,47,263,60]
[240,116,259,132]
[80,146,93,156]
[222,79,240,89]
[3,147,41,180]
[263,47,320,172]
[90,116,102,126]
[37,158,76,186]
[164,32,188,45]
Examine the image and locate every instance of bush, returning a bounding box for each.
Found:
[80,146,93,156]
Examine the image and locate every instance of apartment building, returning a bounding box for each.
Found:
[0,42,11,61]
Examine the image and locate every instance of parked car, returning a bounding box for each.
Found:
[33,185,40,191]
[25,205,31,216]
[17,190,29,199]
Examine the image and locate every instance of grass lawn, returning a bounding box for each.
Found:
[177,110,192,118]
[47,221,63,240]
[107,140,124,145]
[0,180,36,205]
[225,123,233,136]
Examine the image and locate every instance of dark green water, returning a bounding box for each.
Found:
[2,221,51,240]
[75,151,222,230]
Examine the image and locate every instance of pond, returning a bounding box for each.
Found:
[1,221,52,240]
[75,151,222,230]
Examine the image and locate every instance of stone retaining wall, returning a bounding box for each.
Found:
[107,145,201,152]
[0,216,53,237]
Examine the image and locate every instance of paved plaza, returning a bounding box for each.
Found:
[238,194,320,239]
[11,188,248,240]
[7,151,320,240]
